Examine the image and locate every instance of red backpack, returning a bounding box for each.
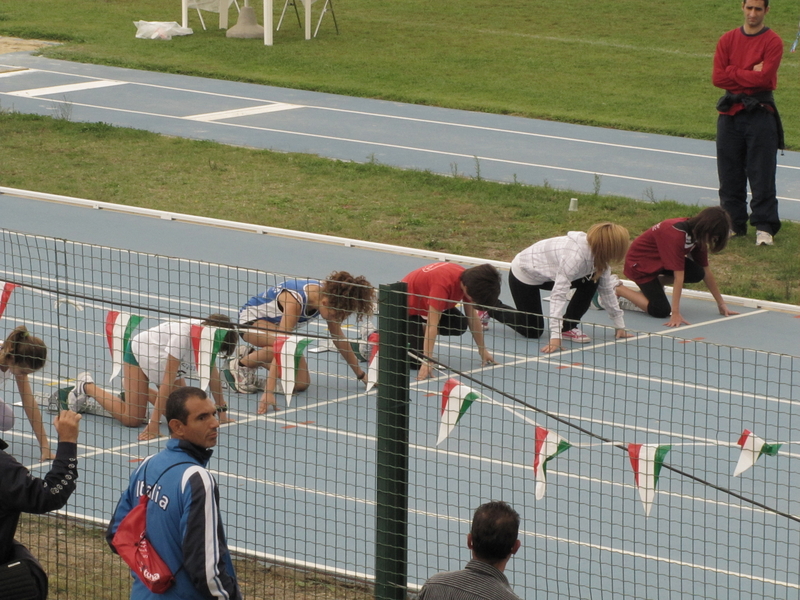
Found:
[110,462,192,594]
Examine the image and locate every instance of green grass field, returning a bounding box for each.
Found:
[0,0,798,145]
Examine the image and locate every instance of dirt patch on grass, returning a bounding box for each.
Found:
[0,36,59,55]
[17,514,375,600]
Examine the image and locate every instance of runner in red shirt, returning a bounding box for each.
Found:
[402,263,501,380]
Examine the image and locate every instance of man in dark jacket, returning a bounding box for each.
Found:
[0,410,82,599]
[107,386,241,600]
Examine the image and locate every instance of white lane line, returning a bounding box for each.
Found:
[3,64,798,174]
[186,102,302,121]
[23,92,797,202]
[147,118,800,202]
[5,79,126,97]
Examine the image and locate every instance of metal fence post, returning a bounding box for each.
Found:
[374,282,410,600]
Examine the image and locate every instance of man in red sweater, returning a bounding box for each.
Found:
[713,0,783,246]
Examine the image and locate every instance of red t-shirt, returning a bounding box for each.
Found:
[713,26,782,115]
[624,218,709,284]
[402,263,465,317]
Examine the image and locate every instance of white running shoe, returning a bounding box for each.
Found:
[562,328,591,343]
[617,297,645,313]
[591,292,604,310]
[755,231,774,246]
[227,346,262,393]
[67,372,93,413]
[477,310,490,330]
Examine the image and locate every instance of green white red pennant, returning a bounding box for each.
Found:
[105,311,144,381]
[190,324,229,390]
[733,429,781,477]
[364,332,379,392]
[437,378,481,445]
[0,282,18,320]
[628,443,671,517]
[533,427,571,500]
[273,335,312,407]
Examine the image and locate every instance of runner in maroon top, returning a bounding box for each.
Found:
[615,207,739,327]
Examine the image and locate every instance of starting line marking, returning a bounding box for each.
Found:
[185,103,302,121]
[6,79,126,98]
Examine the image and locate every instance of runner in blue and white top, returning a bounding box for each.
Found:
[232,272,375,413]
[238,279,321,326]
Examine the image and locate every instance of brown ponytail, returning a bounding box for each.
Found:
[0,326,47,372]
[201,314,239,357]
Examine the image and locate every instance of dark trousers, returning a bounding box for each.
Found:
[488,271,598,339]
[639,258,705,319]
[717,110,780,236]
[407,308,468,369]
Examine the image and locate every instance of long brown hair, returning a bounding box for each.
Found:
[586,223,630,282]
[686,206,731,254]
[0,326,47,372]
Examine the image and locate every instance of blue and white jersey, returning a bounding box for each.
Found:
[238,279,321,326]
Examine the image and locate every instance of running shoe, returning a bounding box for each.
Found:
[477,310,490,331]
[617,297,645,313]
[49,387,73,413]
[562,328,591,343]
[591,292,604,310]
[226,346,262,393]
[755,231,774,246]
[66,372,93,413]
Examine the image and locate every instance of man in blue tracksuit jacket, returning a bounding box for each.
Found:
[107,386,241,600]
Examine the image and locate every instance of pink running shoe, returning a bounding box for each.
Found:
[562,328,591,343]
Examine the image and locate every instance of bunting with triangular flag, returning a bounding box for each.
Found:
[190,324,230,390]
[364,332,379,392]
[733,429,781,477]
[628,443,671,517]
[105,311,144,381]
[533,426,571,500]
[436,378,481,445]
[0,282,18,321]
[273,335,312,407]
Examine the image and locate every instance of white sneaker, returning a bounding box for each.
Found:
[477,310,490,330]
[591,292,604,310]
[562,328,591,343]
[617,296,645,313]
[66,372,93,413]
[755,231,774,246]
[227,346,262,393]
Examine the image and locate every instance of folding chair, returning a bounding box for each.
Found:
[276,0,338,38]
[182,0,241,30]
